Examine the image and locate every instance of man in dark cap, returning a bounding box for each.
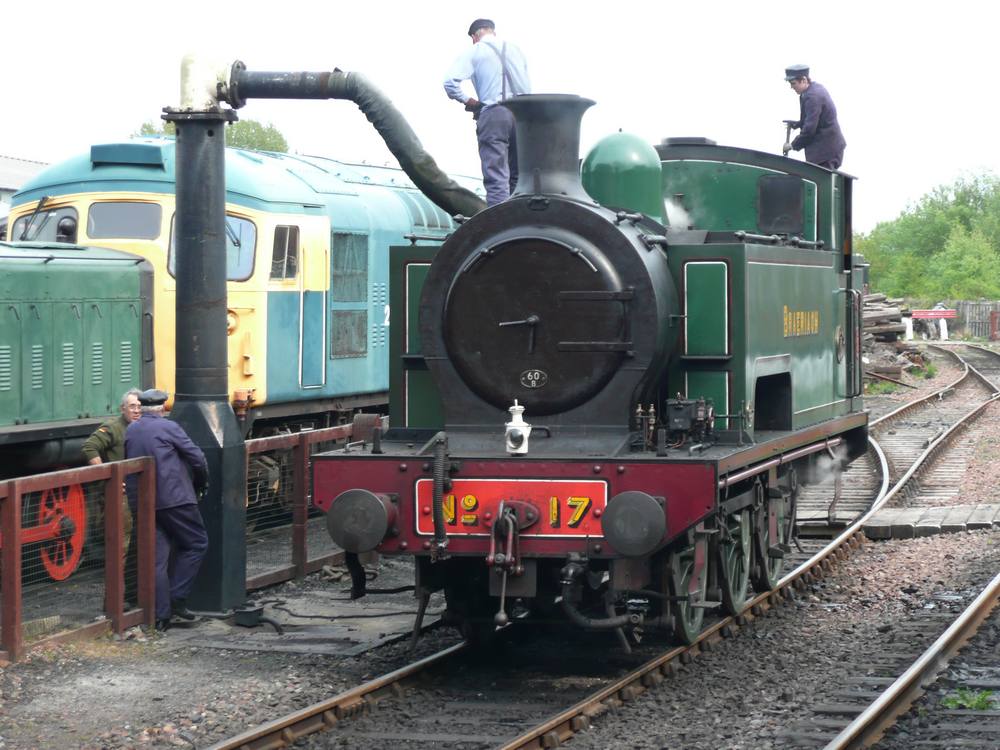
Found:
[444,18,531,206]
[125,389,209,631]
[784,64,846,170]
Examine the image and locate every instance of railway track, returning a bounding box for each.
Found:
[207,635,658,749]
[819,570,1000,749]
[797,344,998,534]
[874,570,1000,749]
[764,345,1000,748]
[938,342,1000,389]
[207,345,1000,750]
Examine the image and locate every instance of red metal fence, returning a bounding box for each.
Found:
[1,458,156,662]
[243,423,357,590]
[0,421,368,662]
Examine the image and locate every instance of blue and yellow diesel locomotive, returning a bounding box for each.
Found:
[7,138,480,435]
[3,138,481,578]
[315,94,868,645]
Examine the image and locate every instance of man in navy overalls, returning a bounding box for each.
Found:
[444,18,531,205]
[125,389,209,631]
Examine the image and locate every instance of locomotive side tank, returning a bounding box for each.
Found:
[314,94,867,645]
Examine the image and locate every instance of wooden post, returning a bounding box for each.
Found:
[137,460,157,629]
[104,463,125,632]
[292,435,309,579]
[1,480,23,661]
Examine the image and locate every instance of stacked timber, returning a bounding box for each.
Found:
[863,293,906,342]
[861,293,917,387]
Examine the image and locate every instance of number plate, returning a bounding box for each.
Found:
[414,478,607,537]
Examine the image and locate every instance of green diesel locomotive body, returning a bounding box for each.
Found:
[0,241,154,471]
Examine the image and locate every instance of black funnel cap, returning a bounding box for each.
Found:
[503,94,595,201]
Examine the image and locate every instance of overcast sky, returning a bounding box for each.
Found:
[2,0,992,232]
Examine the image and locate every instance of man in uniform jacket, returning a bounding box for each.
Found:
[82,387,142,607]
[125,389,209,631]
[81,388,142,465]
[785,64,846,170]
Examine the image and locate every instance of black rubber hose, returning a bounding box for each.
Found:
[227,66,486,219]
[259,615,284,635]
[559,582,632,630]
[345,551,366,599]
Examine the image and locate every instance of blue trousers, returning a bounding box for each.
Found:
[155,504,208,619]
[476,105,518,206]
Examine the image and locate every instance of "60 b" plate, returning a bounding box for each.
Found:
[520,369,548,388]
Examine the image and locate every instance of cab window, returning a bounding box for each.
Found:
[331,232,368,302]
[168,214,256,281]
[12,206,79,242]
[270,225,299,279]
[88,202,162,239]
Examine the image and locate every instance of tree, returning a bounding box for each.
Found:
[925,226,1000,300]
[137,120,175,136]
[855,172,1000,299]
[226,121,288,153]
[134,119,288,153]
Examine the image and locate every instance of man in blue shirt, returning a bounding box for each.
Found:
[784,64,846,170]
[125,389,209,631]
[444,19,531,206]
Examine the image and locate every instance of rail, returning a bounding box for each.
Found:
[200,351,1000,749]
[205,642,466,750]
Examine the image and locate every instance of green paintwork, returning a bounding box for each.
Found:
[657,141,859,440]
[581,132,663,221]
[662,160,817,240]
[667,242,849,439]
[0,242,150,427]
[686,370,729,430]
[684,262,728,356]
[378,138,860,446]
[388,246,443,430]
[656,141,853,252]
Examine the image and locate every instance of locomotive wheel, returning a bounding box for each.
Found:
[444,575,498,648]
[447,596,497,648]
[666,535,708,645]
[716,509,751,615]
[34,484,87,581]
[750,488,788,592]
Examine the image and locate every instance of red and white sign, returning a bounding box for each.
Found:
[414,478,608,537]
[912,309,956,319]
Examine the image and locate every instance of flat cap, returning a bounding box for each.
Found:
[468,18,494,36]
[785,64,809,81]
[138,388,169,406]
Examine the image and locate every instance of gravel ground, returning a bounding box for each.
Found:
[569,530,1000,750]
[0,559,460,749]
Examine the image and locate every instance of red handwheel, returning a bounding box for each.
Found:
[37,484,86,581]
